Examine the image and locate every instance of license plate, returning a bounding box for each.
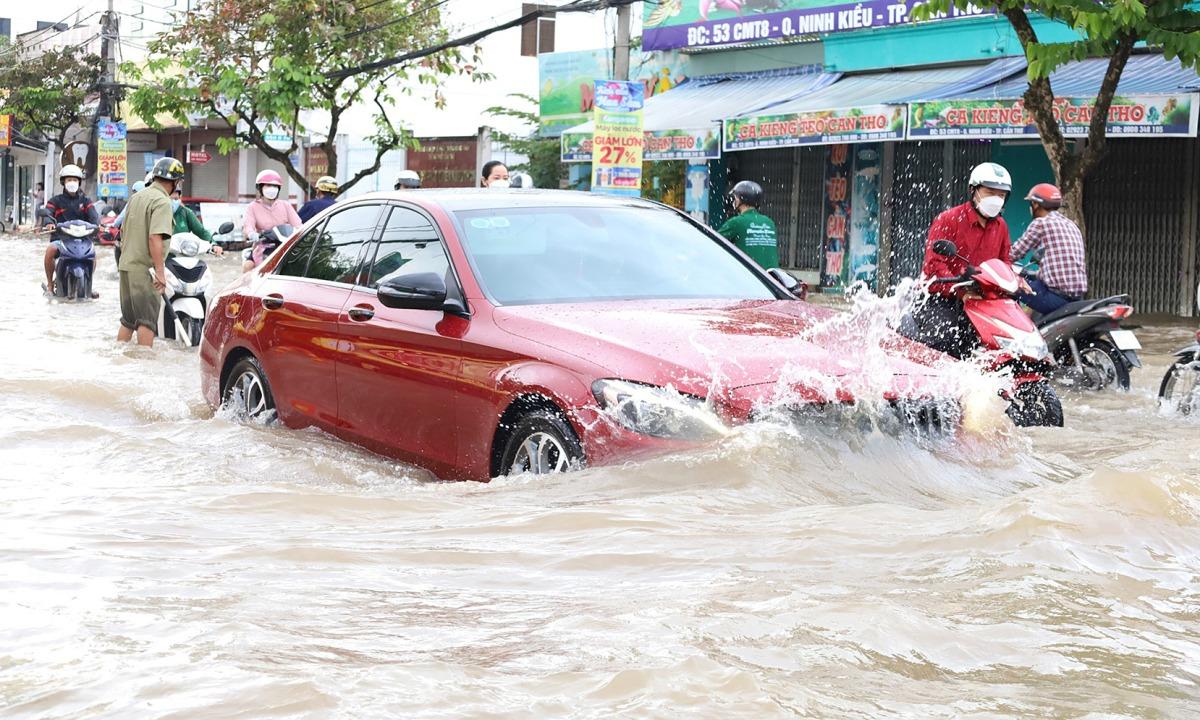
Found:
[1109,329,1142,351]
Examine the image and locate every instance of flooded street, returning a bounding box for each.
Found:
[2,232,1199,719]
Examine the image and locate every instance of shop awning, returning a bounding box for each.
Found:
[561,66,839,161]
[908,53,1200,140]
[722,60,1024,151]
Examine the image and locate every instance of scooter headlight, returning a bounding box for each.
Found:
[592,379,729,441]
[995,330,1050,361]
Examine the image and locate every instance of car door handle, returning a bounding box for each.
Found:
[347,305,375,322]
[262,294,284,310]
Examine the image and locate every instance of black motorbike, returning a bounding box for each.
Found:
[1018,266,1142,391]
[42,220,97,301]
[1159,329,1200,415]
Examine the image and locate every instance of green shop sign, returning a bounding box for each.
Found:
[723,105,906,151]
[908,94,1198,139]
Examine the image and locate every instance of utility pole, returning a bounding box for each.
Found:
[613,1,631,81]
[91,0,119,198]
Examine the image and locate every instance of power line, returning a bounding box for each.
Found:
[327,0,639,80]
[341,0,452,41]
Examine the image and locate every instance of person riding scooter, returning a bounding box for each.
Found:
[1011,183,1087,315]
[42,165,101,298]
[298,175,339,222]
[242,169,301,271]
[905,162,1014,359]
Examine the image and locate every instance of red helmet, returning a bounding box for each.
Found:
[1025,183,1062,210]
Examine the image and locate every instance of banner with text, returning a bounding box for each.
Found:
[563,126,720,162]
[908,94,1199,139]
[724,105,906,151]
[97,119,129,199]
[591,81,645,197]
[643,0,990,51]
[0,115,11,147]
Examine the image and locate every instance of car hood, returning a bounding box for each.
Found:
[493,299,956,411]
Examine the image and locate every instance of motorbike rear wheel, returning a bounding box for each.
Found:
[1077,338,1131,391]
[1006,380,1065,427]
[1158,356,1200,415]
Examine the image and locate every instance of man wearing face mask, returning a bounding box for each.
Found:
[908,162,1014,358]
[242,169,302,271]
[42,165,101,297]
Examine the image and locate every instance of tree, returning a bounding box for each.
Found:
[0,47,104,149]
[486,94,568,190]
[124,0,485,195]
[914,0,1200,231]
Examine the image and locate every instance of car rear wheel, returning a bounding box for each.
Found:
[499,411,584,476]
[223,356,276,422]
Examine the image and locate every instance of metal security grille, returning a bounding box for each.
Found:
[1086,139,1199,315]
[733,149,795,266]
[793,147,825,270]
[888,141,945,282]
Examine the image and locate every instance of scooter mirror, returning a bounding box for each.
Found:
[932,239,958,257]
[217,221,235,235]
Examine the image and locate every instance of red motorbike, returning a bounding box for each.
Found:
[931,239,1064,427]
[98,212,120,246]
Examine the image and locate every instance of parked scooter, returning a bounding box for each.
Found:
[1015,264,1142,391]
[156,221,235,347]
[1159,329,1200,415]
[42,220,97,301]
[929,240,1064,427]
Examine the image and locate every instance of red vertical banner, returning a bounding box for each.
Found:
[821,144,852,289]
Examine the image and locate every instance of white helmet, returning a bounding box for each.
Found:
[394,169,420,189]
[509,171,535,189]
[968,163,1012,193]
[60,164,85,181]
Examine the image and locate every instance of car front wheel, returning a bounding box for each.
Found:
[223,356,276,422]
[499,411,584,476]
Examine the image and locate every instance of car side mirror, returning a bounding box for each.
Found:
[767,267,807,300]
[931,239,958,258]
[217,221,235,235]
[377,272,449,311]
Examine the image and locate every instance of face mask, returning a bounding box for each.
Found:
[172,199,181,211]
[64,180,80,194]
[976,195,1004,219]
[488,179,510,189]
[262,185,280,200]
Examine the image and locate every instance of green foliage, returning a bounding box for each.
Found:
[0,47,104,147]
[122,0,486,193]
[486,93,567,190]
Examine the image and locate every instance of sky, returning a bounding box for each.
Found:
[5,0,632,139]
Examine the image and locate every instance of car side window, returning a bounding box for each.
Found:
[365,206,449,289]
[304,204,382,284]
[275,220,324,278]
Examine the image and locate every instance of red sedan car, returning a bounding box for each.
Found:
[200,190,959,480]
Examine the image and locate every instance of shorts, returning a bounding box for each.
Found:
[119,269,161,333]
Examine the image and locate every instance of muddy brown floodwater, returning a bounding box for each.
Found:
[1,233,1199,719]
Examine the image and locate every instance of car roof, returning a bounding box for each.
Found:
[344,188,666,213]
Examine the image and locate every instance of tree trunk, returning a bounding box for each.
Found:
[1059,173,1086,237]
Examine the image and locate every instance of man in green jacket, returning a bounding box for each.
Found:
[717,180,779,269]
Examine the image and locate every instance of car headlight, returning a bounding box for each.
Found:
[592,379,729,441]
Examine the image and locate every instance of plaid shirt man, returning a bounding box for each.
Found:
[1012,211,1087,298]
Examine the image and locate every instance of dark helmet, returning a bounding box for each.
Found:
[731,180,764,208]
[151,156,186,182]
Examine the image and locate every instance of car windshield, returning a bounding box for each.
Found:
[454,205,777,305]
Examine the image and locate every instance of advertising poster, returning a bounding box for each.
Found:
[848,144,881,291]
[908,94,1199,138]
[538,49,690,136]
[96,119,129,199]
[591,80,645,197]
[643,0,991,51]
[684,163,710,224]
[724,105,906,151]
[820,144,852,289]
[0,115,11,148]
[562,126,720,162]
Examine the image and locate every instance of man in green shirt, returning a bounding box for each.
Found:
[717,180,779,269]
[117,157,185,347]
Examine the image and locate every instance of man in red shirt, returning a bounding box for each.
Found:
[904,162,1013,358]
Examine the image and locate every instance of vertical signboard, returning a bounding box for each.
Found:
[0,115,11,147]
[96,118,128,199]
[591,80,644,197]
[821,144,851,289]
[848,144,881,290]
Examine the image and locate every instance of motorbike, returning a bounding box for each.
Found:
[42,220,97,301]
[928,240,1064,427]
[242,224,295,268]
[98,211,120,246]
[1159,280,1200,409]
[155,221,235,347]
[1015,265,1141,391]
